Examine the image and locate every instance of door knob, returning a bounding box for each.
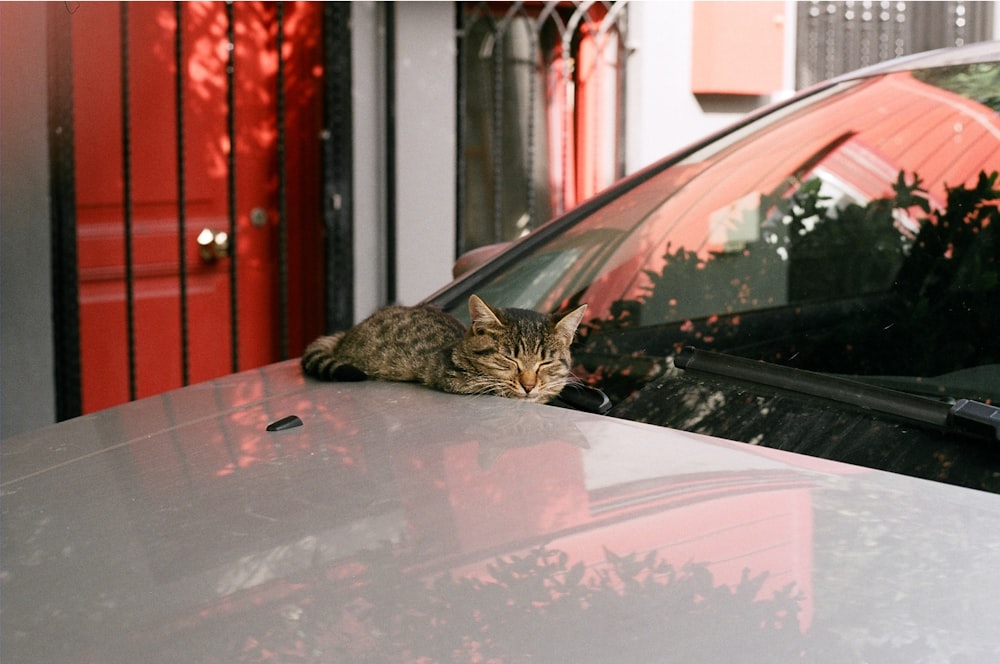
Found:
[197,228,230,262]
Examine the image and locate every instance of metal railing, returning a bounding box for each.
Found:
[47,2,350,418]
[796,0,995,88]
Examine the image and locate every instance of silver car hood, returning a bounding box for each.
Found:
[4,360,1000,662]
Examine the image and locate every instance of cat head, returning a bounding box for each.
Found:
[454,294,587,403]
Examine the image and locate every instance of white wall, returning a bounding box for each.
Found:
[624,1,792,174]
[393,2,457,305]
[350,1,457,314]
[351,1,389,321]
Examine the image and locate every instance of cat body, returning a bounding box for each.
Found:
[301,295,586,403]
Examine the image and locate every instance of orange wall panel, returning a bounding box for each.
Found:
[691,2,786,95]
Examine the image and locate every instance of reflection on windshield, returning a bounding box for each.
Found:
[447,66,1000,402]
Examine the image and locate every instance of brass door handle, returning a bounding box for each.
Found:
[197,228,230,262]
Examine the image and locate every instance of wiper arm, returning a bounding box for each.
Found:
[674,347,1000,442]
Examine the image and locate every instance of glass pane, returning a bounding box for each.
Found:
[449,63,1000,393]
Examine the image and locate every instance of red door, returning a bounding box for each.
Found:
[70,1,325,413]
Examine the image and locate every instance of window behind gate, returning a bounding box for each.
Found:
[457,1,629,255]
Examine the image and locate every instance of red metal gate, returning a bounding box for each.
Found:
[63,1,328,413]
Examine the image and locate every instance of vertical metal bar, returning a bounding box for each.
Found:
[952,1,966,47]
[225,0,239,373]
[559,15,575,217]
[524,11,538,233]
[321,2,355,328]
[120,2,138,402]
[455,4,467,257]
[174,1,190,386]
[614,6,627,183]
[47,2,82,420]
[275,1,289,359]
[383,3,397,305]
[490,21,504,244]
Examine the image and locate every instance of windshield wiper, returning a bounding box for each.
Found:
[674,347,1000,442]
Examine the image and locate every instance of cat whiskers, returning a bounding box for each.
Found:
[461,374,548,402]
[533,376,573,403]
[453,369,578,404]
[461,375,512,399]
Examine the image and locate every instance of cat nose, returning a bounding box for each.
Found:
[519,372,537,393]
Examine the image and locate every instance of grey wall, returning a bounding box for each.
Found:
[393,2,456,305]
[1,2,56,439]
[350,1,458,314]
[351,1,390,321]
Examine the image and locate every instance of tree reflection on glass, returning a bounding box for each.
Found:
[577,169,999,392]
[892,170,1000,374]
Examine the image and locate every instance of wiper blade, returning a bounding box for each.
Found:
[674,347,1000,442]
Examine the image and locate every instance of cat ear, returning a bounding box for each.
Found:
[553,304,587,343]
[468,294,503,329]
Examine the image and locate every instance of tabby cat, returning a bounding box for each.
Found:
[301,295,587,403]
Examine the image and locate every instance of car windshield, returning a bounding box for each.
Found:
[441,63,1000,406]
